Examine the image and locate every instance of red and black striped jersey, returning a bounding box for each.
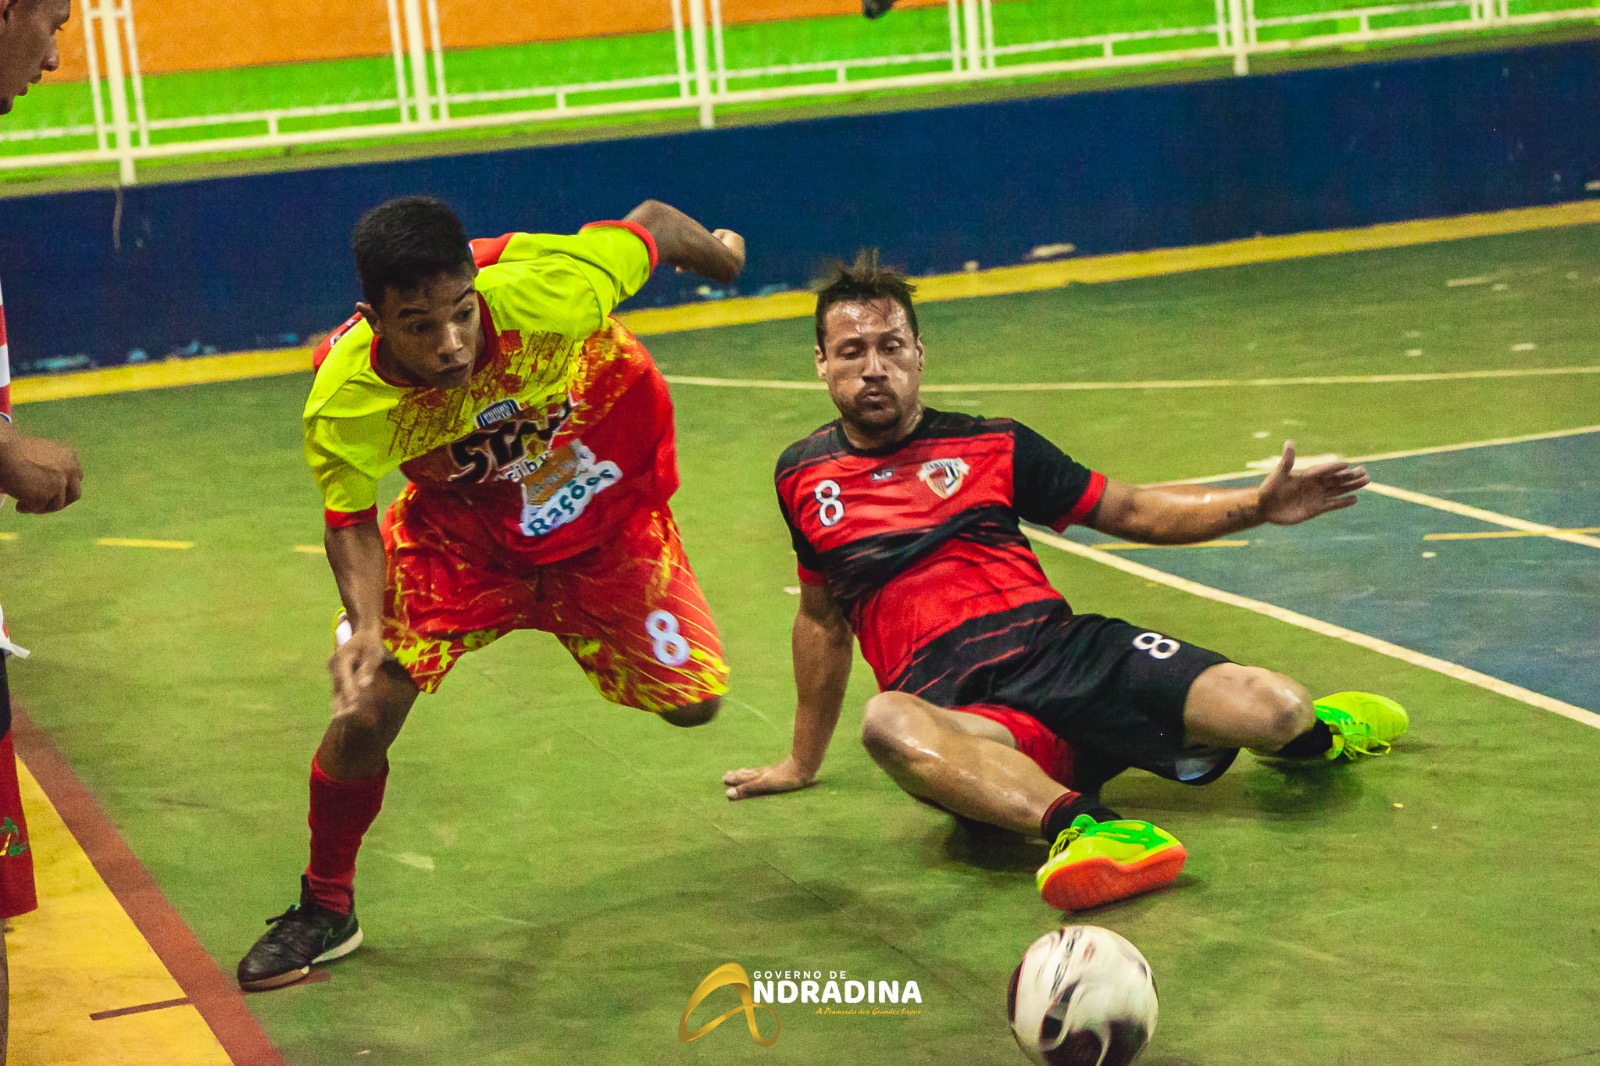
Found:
[775,409,1106,702]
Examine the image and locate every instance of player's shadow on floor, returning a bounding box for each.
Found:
[938,817,1046,873]
[1103,757,1367,819]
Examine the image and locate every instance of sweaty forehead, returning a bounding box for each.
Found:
[822,299,910,343]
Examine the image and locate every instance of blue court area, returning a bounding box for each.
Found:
[1063,431,1600,721]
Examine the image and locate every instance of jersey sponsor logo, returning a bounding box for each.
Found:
[474,398,522,428]
[448,397,573,485]
[519,440,622,537]
[869,467,895,482]
[917,457,970,500]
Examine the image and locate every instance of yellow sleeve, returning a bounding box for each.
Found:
[304,418,380,519]
[478,224,655,337]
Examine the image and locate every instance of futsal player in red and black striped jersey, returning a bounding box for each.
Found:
[724,251,1409,911]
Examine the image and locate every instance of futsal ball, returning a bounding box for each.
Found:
[1007,925,1158,1066]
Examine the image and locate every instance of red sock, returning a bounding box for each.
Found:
[304,755,387,915]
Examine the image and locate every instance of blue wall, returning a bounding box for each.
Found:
[1,38,1597,373]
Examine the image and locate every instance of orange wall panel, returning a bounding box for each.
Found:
[54,0,950,80]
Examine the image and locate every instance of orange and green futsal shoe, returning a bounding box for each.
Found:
[1314,691,1409,760]
[1036,815,1186,911]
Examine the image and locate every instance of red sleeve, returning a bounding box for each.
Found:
[797,563,826,586]
[313,311,365,371]
[580,220,659,272]
[471,233,516,268]
[1052,471,1106,532]
[324,506,377,529]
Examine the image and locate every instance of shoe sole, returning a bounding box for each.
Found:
[238,927,364,992]
[1038,845,1187,911]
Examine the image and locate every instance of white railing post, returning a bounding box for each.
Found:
[1227,0,1249,74]
[81,0,108,153]
[980,0,996,69]
[119,0,149,147]
[95,0,137,183]
[385,0,412,123]
[946,0,963,71]
[686,0,714,128]
[401,0,433,123]
[962,0,984,76]
[671,0,691,98]
[427,0,449,121]
[709,0,728,94]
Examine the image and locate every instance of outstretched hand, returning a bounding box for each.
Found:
[1258,440,1369,526]
[723,756,816,801]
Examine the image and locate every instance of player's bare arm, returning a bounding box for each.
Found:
[724,582,853,800]
[323,520,391,716]
[1087,440,1369,544]
[0,420,81,514]
[623,199,745,284]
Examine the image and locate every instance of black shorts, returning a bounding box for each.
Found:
[986,613,1238,787]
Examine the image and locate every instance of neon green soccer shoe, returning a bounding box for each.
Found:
[1035,815,1187,911]
[1313,691,1409,760]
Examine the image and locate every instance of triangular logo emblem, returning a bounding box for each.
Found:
[917,458,969,499]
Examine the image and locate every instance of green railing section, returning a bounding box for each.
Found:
[1,0,1595,183]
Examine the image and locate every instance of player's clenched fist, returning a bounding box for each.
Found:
[328,630,388,717]
[0,431,83,513]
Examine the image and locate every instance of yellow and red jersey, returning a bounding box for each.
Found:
[304,221,674,563]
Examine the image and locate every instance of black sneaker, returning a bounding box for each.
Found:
[237,875,363,991]
[863,0,898,18]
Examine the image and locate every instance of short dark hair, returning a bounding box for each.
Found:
[351,196,474,308]
[813,249,919,350]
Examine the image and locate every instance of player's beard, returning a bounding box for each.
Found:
[842,386,916,443]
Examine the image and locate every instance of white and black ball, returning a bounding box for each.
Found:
[1007,925,1158,1066]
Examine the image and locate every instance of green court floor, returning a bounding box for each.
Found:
[4,221,1599,1063]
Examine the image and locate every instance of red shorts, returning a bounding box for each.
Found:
[1,730,37,921]
[953,703,1079,789]
[381,500,729,713]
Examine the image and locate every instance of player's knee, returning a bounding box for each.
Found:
[1236,669,1313,749]
[660,697,720,728]
[860,693,927,767]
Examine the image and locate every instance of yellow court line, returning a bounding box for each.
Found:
[1092,539,1249,550]
[95,538,195,550]
[1023,526,1600,731]
[9,759,232,1066]
[1362,482,1600,550]
[1425,527,1600,542]
[0,531,17,541]
[11,199,1600,407]
[292,544,326,554]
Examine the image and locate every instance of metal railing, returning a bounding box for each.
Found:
[2,0,1596,184]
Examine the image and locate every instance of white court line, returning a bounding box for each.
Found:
[1023,526,1600,730]
[1165,424,1600,486]
[663,366,1600,393]
[1361,483,1600,550]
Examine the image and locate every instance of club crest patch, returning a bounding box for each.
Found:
[917,457,970,499]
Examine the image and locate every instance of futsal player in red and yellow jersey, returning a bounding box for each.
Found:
[1,0,84,1056]
[238,196,744,990]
